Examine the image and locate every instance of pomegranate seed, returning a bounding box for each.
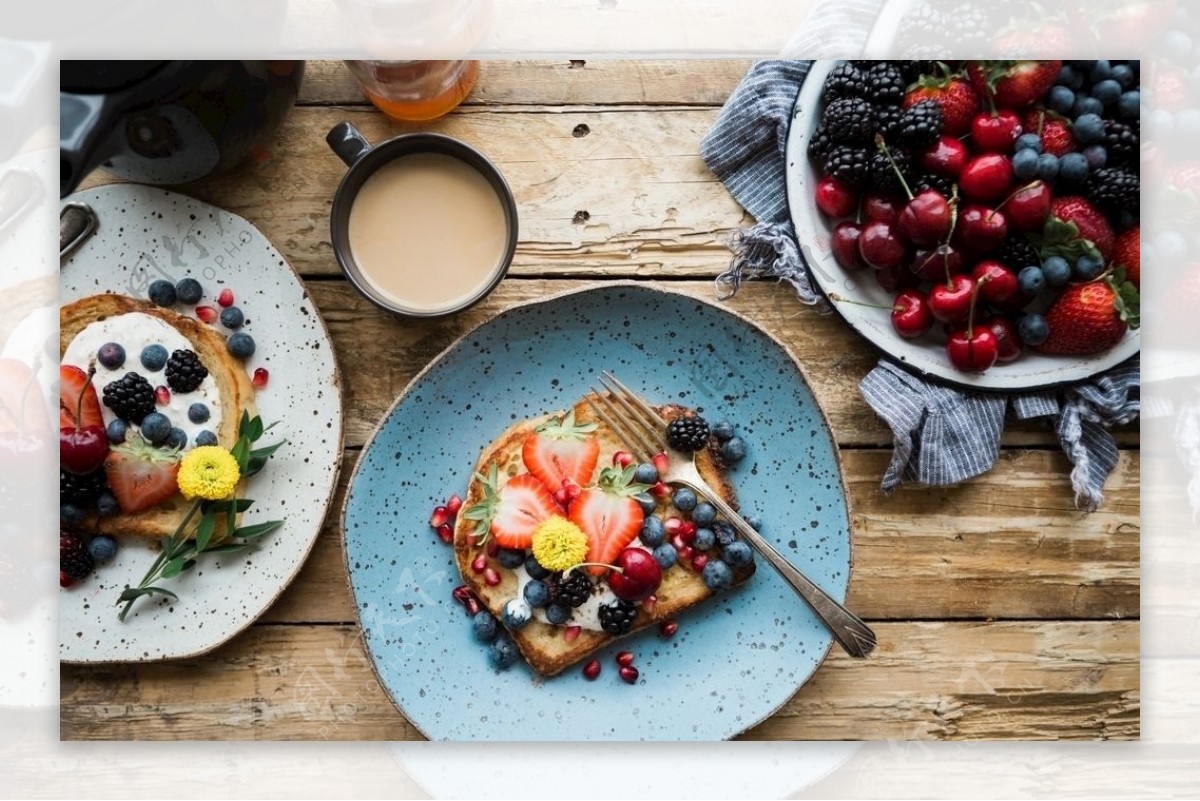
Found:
[564,625,582,642]
[452,585,472,604]
[664,517,683,535]
[692,553,709,572]
[154,385,170,405]
[465,597,481,616]
[619,665,639,684]
[677,545,695,562]
[616,651,635,667]
[60,571,73,588]
[217,288,235,307]
[471,554,488,574]
[659,620,678,638]
[486,539,499,557]
[583,660,602,680]
[252,367,269,389]
[436,524,453,544]
[612,450,634,468]
[653,452,670,473]
[446,494,463,514]
[196,305,218,323]
[680,521,696,537]
[651,481,672,499]
[670,533,687,551]
[466,533,478,549]
[561,478,582,499]
[483,567,501,587]
[430,506,450,528]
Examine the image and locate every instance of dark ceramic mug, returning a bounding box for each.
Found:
[326,121,518,318]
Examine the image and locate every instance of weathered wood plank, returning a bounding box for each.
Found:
[261,449,1138,625]
[58,621,1138,741]
[299,59,753,107]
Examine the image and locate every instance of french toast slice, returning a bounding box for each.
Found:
[60,294,256,539]
[453,398,753,677]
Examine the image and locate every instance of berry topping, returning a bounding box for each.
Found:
[502,598,532,629]
[608,547,663,602]
[569,465,649,575]
[165,349,208,393]
[139,344,168,372]
[103,434,182,513]
[472,610,498,642]
[154,385,171,406]
[187,403,210,424]
[721,540,754,568]
[665,414,709,453]
[59,467,107,506]
[101,372,155,424]
[175,278,203,305]
[597,598,638,635]
[60,531,94,582]
[702,559,735,590]
[196,305,218,324]
[97,342,125,369]
[555,570,594,608]
[898,100,943,149]
[195,430,218,447]
[463,464,559,549]
[87,534,117,563]
[822,97,875,145]
[521,409,600,493]
[139,412,171,444]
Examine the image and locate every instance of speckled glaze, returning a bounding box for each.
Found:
[60,185,343,663]
[343,283,852,741]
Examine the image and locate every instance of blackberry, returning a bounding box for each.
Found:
[597,599,638,635]
[1103,120,1139,167]
[60,468,107,506]
[165,349,208,393]
[102,372,155,423]
[865,63,906,106]
[991,234,1041,271]
[60,531,94,582]
[823,62,866,102]
[1089,167,1139,218]
[807,123,836,166]
[825,145,871,188]
[821,97,875,145]
[869,147,914,196]
[898,100,943,148]
[914,172,953,197]
[901,59,944,85]
[666,414,710,453]
[555,571,593,608]
[874,104,905,143]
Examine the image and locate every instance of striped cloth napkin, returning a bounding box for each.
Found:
[700,60,1140,510]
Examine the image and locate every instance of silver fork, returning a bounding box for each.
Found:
[586,371,877,659]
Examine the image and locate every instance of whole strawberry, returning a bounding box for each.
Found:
[1022,109,1075,156]
[1049,196,1115,260]
[1038,277,1139,356]
[60,531,94,584]
[966,60,1061,109]
[903,72,980,138]
[1112,227,1139,290]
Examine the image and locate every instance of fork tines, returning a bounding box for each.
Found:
[585,372,667,462]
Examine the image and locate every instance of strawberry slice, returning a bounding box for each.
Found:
[462,465,559,549]
[60,365,104,430]
[569,465,650,576]
[522,409,600,492]
[104,436,181,513]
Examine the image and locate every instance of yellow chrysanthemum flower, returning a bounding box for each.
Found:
[177,446,241,501]
[531,515,589,572]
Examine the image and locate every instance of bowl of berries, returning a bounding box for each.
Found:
[787,60,1140,390]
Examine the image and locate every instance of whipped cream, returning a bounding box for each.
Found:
[61,312,223,451]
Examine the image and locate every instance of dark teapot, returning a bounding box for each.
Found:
[60,60,304,197]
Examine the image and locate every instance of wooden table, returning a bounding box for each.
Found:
[61,60,1139,741]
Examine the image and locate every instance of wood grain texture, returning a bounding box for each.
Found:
[58,621,1138,741]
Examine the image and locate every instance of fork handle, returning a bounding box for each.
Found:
[693,488,877,658]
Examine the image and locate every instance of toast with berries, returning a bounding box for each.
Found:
[453,398,754,677]
[59,294,256,539]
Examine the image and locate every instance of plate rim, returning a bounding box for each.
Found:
[340,279,856,741]
[785,59,1140,395]
[58,183,346,664]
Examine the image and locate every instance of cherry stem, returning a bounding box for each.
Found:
[940,184,960,248]
[967,274,991,334]
[567,562,621,576]
[828,292,903,314]
[994,180,1043,216]
[75,365,97,431]
[875,134,914,201]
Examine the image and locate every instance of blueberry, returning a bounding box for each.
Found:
[720,436,747,464]
[164,427,188,450]
[1111,64,1135,89]
[523,579,550,607]
[1073,96,1103,118]
[640,515,666,547]
[187,403,210,424]
[634,492,657,516]
[1015,133,1043,153]
[97,491,120,518]
[1057,64,1083,90]
[472,611,498,643]
[195,430,218,447]
[1042,256,1071,287]
[525,554,551,580]
[671,487,697,512]
[488,635,520,670]
[721,540,754,568]
[691,502,717,527]
[1074,114,1105,146]
[148,279,176,307]
[1082,144,1107,169]
[632,462,658,485]
[97,342,125,369]
[87,535,118,563]
[1036,153,1060,181]
[693,527,715,550]
[61,503,85,528]
[544,603,570,625]
[175,278,203,305]
[219,306,245,330]
[1074,253,1103,280]
[1090,79,1122,106]
[710,420,735,441]
[1047,85,1075,114]
[712,521,737,547]
[106,418,128,444]
[139,344,169,371]
[1011,148,1040,180]
[140,412,171,444]
[226,333,256,360]
[1017,265,1046,295]
[496,548,526,569]
[1018,313,1049,346]
[502,598,532,629]
[1058,152,1089,184]
[744,514,763,532]
[652,543,678,569]
[1089,59,1113,82]
[701,560,734,591]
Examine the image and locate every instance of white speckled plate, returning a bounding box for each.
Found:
[60,184,343,663]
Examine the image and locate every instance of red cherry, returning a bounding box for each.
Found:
[911,244,964,282]
[60,425,109,474]
[874,261,920,292]
[858,220,908,270]
[971,110,1023,153]
[928,274,976,324]
[891,289,934,339]
[898,189,953,247]
[959,154,1014,202]
[947,325,1000,372]
[863,193,903,224]
[983,315,1022,362]
[815,175,858,218]
[1001,181,1053,232]
[971,260,1020,307]
[831,221,870,272]
[919,136,969,178]
[953,204,1009,254]
[608,548,663,602]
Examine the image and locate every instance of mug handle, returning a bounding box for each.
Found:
[327,122,372,167]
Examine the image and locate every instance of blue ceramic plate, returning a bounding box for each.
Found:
[342,283,852,741]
